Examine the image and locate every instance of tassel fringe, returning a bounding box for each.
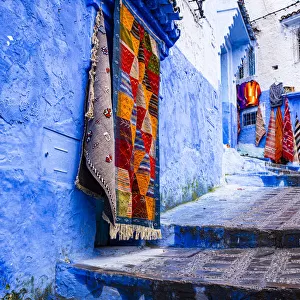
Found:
[85,10,102,119]
[103,213,162,241]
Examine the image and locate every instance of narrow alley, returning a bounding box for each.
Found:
[1,0,300,299]
[56,153,300,299]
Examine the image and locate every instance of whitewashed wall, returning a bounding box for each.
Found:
[245,0,300,91]
[175,0,220,89]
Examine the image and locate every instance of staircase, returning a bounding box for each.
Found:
[55,183,300,299]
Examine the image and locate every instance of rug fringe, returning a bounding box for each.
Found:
[75,177,102,199]
[103,212,162,241]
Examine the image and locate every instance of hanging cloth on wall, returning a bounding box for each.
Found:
[255,105,266,146]
[293,134,299,164]
[237,83,247,110]
[274,107,283,163]
[244,80,261,107]
[264,109,276,161]
[107,0,162,240]
[282,98,294,162]
[76,9,117,225]
[294,115,300,161]
[269,82,283,108]
[237,109,241,136]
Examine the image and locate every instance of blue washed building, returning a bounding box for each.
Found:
[0,0,254,298]
[237,4,300,158]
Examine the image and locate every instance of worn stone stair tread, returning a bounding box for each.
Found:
[56,246,300,299]
[156,185,300,248]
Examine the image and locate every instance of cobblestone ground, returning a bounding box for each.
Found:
[78,247,300,290]
[162,186,300,230]
[57,185,300,299]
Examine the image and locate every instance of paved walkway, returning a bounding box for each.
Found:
[161,185,300,230]
[78,247,300,289]
[56,184,300,299]
[56,246,300,299]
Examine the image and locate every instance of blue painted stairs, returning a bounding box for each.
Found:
[56,173,300,299]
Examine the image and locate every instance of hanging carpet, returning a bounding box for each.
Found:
[76,10,116,225]
[76,2,162,240]
[264,109,276,161]
[255,105,266,146]
[109,0,161,240]
[274,107,283,163]
[283,98,294,162]
[294,115,300,162]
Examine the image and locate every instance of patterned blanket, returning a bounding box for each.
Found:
[110,0,161,240]
[76,10,116,225]
[283,98,294,162]
[275,107,283,163]
[255,105,266,146]
[264,109,276,161]
[77,2,161,240]
[295,115,300,162]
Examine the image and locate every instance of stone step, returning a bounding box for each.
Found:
[55,246,300,299]
[153,185,300,248]
[225,173,300,187]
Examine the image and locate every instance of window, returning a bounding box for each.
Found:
[238,59,244,79]
[237,47,256,79]
[243,111,256,126]
[248,47,255,76]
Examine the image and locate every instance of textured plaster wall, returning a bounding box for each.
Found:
[159,46,223,211]
[0,0,98,298]
[244,0,300,91]
[0,0,224,297]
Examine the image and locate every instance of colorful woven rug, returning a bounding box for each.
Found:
[283,98,294,162]
[76,10,116,226]
[275,107,283,163]
[294,115,300,161]
[76,4,161,240]
[264,109,276,161]
[255,105,266,146]
[109,0,161,240]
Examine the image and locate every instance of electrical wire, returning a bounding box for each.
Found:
[250,0,300,23]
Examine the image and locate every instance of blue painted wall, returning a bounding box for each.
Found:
[0,1,223,298]
[159,46,223,211]
[238,91,300,151]
[223,102,238,148]
[0,1,98,298]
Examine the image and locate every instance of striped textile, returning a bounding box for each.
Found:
[264,109,276,160]
[294,115,300,161]
[283,98,294,162]
[255,105,266,146]
[275,107,283,163]
[294,134,299,163]
[237,109,241,136]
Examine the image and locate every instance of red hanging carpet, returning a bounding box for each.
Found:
[275,107,283,163]
[283,98,294,162]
